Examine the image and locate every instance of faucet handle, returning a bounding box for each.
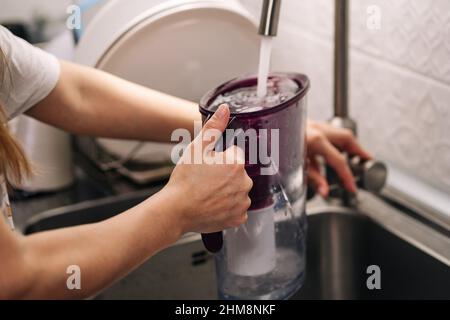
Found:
[325,156,388,203]
[350,157,388,193]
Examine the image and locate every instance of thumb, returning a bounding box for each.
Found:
[195,104,230,149]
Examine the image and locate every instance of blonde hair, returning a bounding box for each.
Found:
[0,47,31,183]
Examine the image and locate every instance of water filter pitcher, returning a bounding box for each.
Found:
[199,73,310,299]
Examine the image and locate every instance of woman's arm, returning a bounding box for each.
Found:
[26,60,200,142]
[1,189,181,299]
[1,106,252,299]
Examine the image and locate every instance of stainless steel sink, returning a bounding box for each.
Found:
[293,205,450,299]
[23,190,450,300]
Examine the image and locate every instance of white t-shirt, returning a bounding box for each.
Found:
[0,26,60,230]
[0,25,60,119]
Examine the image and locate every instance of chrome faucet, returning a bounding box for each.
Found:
[331,0,356,133]
[259,0,282,37]
[330,0,387,199]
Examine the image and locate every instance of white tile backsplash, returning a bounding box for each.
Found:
[351,0,450,84]
[240,0,450,194]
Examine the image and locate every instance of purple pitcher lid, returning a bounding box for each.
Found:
[199,72,310,118]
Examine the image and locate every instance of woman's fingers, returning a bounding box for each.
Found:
[306,120,377,195]
[322,141,357,193]
[308,130,357,193]
[307,157,329,197]
[331,128,372,160]
[311,122,372,160]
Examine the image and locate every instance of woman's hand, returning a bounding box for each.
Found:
[162,104,253,235]
[306,120,372,197]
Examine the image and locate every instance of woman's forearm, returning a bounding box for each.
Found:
[13,189,182,299]
[27,60,201,142]
[0,105,252,300]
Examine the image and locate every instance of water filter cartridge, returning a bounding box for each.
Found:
[225,204,276,276]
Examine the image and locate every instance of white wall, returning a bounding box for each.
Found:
[241,0,450,195]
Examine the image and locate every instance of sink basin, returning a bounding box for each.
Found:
[292,208,450,299]
[24,190,450,299]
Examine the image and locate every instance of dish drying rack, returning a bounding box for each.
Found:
[74,136,174,185]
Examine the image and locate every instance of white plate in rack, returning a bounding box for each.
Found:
[75,0,259,165]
